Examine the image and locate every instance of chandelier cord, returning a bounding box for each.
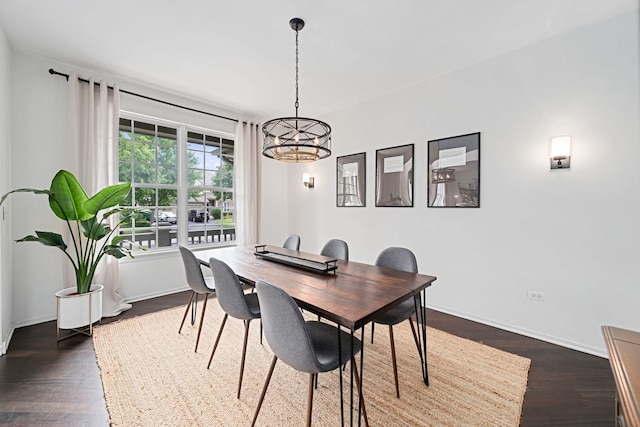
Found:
[294,26,300,119]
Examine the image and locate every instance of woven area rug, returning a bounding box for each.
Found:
[93,301,530,426]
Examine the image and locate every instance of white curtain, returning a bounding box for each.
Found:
[235,121,261,246]
[66,71,131,317]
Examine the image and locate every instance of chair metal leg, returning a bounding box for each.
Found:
[237,319,251,398]
[178,291,195,334]
[306,373,315,427]
[194,294,208,352]
[251,355,278,427]
[351,357,369,427]
[207,313,228,369]
[389,325,400,398]
[370,322,375,343]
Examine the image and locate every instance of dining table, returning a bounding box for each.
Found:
[195,244,437,426]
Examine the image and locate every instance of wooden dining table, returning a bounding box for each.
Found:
[195,244,437,426]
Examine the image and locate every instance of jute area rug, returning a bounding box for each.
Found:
[93,300,530,426]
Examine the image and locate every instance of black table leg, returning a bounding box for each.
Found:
[338,325,344,426]
[338,326,365,427]
[357,326,365,427]
[350,330,354,427]
[413,290,429,385]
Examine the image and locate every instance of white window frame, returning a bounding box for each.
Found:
[119,111,235,252]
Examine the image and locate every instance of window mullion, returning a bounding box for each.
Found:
[177,125,188,247]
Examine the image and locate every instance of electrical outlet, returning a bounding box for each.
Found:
[527,291,545,301]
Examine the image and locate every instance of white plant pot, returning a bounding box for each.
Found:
[55,284,104,330]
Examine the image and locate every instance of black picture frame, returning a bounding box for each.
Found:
[336,152,366,207]
[375,144,414,207]
[427,132,480,208]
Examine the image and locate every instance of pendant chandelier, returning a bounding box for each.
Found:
[262,18,332,162]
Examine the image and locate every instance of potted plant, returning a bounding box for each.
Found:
[0,169,143,338]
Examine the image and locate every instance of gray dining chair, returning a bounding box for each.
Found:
[282,234,301,251]
[178,246,216,352]
[206,256,261,399]
[372,247,422,398]
[317,239,350,320]
[251,280,368,427]
[320,238,349,260]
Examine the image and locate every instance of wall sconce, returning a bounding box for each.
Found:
[302,173,315,188]
[550,136,571,169]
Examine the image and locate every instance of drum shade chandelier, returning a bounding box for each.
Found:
[262,18,332,162]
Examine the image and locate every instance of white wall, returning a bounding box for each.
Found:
[258,158,291,247]
[10,53,69,326]
[286,11,640,356]
[0,20,12,354]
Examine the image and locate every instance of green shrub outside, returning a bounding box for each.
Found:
[210,207,221,220]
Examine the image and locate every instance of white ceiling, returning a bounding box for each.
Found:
[0,0,637,121]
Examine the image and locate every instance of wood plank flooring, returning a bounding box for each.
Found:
[0,291,616,426]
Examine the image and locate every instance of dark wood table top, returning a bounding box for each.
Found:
[195,245,437,330]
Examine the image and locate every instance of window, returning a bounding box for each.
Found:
[118,115,235,250]
[186,131,235,246]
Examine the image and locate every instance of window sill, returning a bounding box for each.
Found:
[119,242,237,263]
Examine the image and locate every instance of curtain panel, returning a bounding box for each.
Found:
[66,71,131,317]
[235,121,261,246]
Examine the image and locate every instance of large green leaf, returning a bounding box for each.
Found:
[102,206,140,221]
[110,236,145,254]
[49,170,91,221]
[83,183,131,216]
[103,244,130,259]
[16,231,67,251]
[111,235,128,245]
[81,218,108,240]
[0,188,51,207]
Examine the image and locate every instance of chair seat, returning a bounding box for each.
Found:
[306,321,362,373]
[375,298,415,326]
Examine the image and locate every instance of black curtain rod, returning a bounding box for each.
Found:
[48,68,239,123]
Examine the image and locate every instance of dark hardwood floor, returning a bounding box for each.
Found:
[0,291,616,426]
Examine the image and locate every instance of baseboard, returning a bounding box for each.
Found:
[13,314,56,329]
[427,303,608,359]
[8,287,189,331]
[2,325,15,355]
[123,286,189,304]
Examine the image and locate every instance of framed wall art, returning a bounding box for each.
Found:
[375,144,414,207]
[427,132,480,208]
[336,152,366,207]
